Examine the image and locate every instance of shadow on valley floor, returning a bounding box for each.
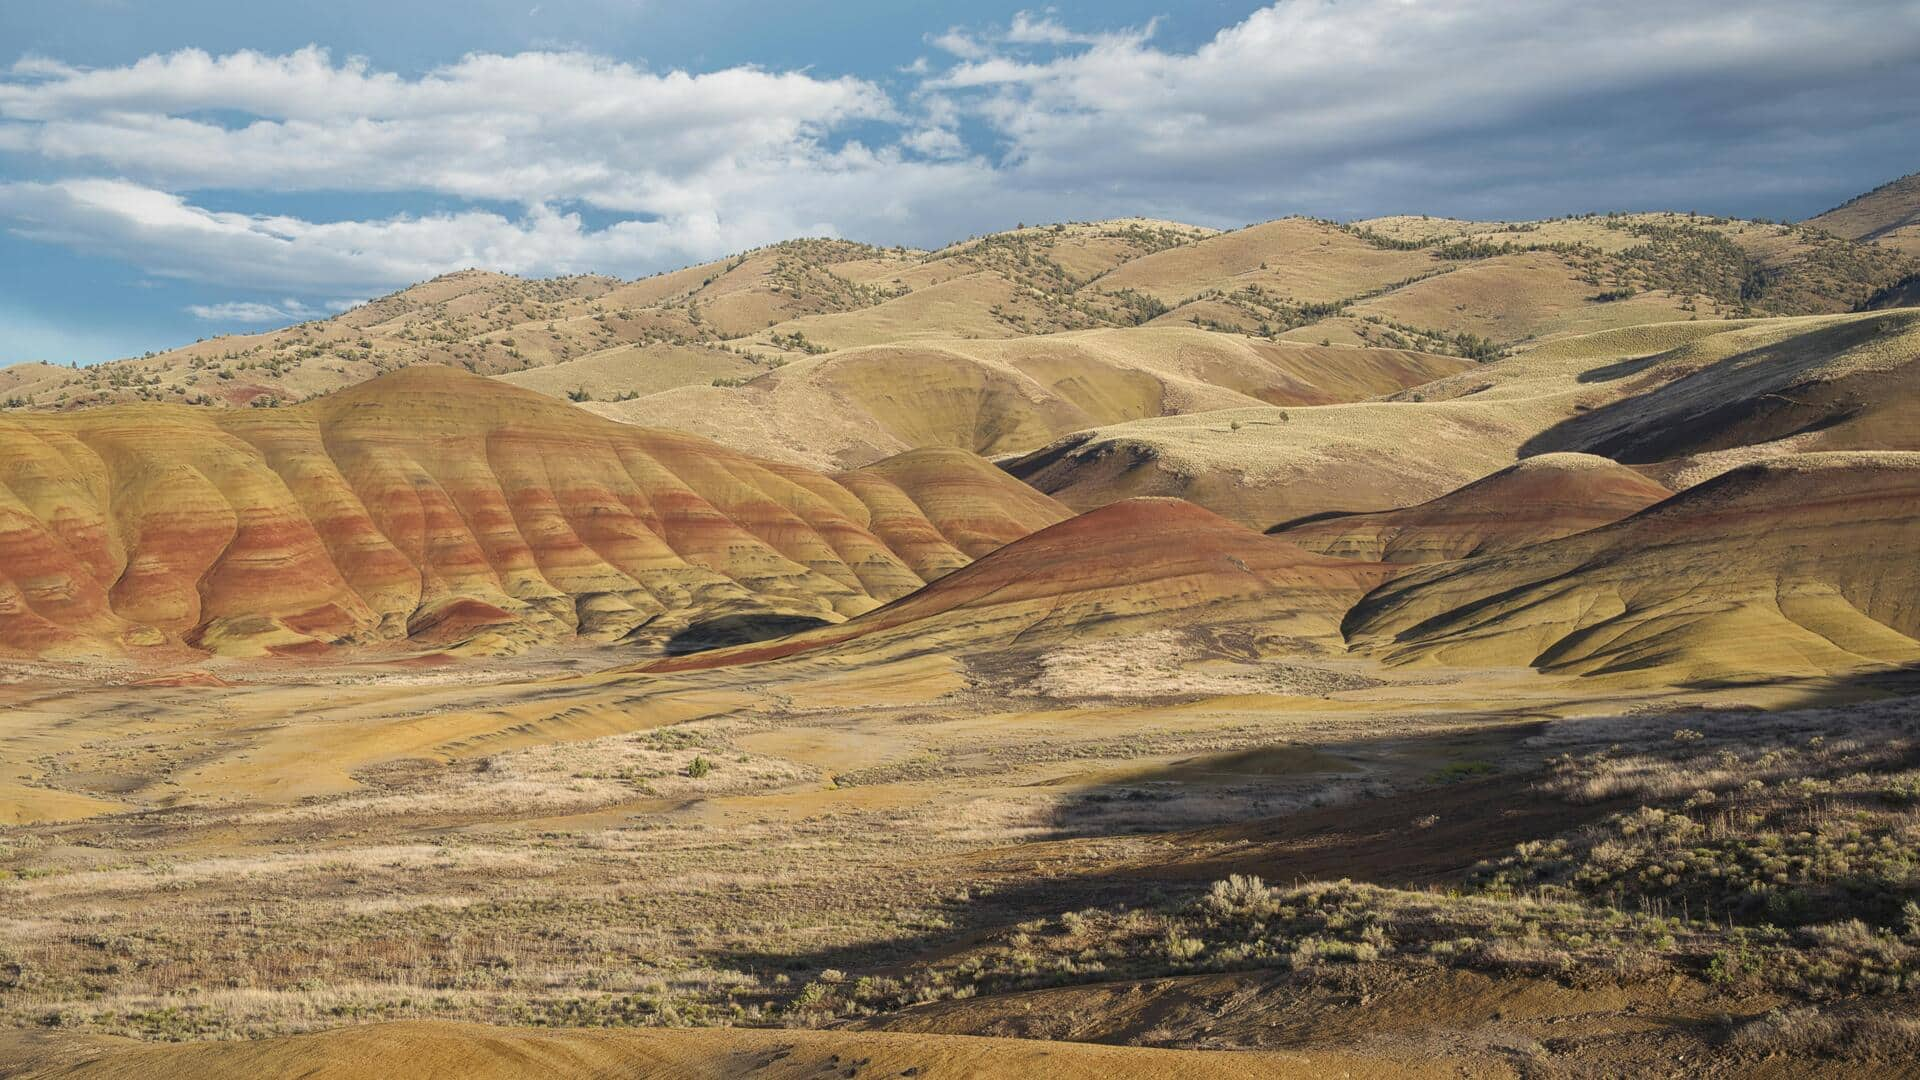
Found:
[712,723,1598,989]
[1676,659,1920,704]
[712,667,1920,999]
[660,613,834,656]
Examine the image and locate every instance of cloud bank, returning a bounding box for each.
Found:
[1,1,1916,312]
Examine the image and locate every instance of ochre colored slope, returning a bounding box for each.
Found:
[649,497,1394,672]
[1342,250,1697,344]
[834,446,1074,580]
[0,368,1059,659]
[0,1022,1421,1080]
[1343,452,1920,682]
[1272,454,1672,563]
[590,326,1467,469]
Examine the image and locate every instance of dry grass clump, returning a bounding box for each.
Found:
[1729,1005,1920,1063]
[779,876,1696,1023]
[1019,630,1383,701]
[0,845,544,901]
[1467,696,1920,996]
[1529,697,1919,804]
[243,724,811,825]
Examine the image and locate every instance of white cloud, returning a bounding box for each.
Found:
[0,159,1001,294]
[1005,12,1094,47]
[186,297,342,323]
[1,2,1916,308]
[0,47,1010,293]
[0,179,711,291]
[927,29,989,61]
[187,301,304,323]
[931,10,1152,57]
[0,48,898,212]
[928,0,1920,221]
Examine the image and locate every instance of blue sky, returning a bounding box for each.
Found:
[3,0,1917,365]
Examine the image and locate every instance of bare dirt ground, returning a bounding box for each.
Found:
[1,634,1915,1077]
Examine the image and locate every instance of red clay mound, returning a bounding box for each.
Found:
[647,497,1395,672]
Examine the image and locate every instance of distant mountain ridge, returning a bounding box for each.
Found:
[4,175,1915,425]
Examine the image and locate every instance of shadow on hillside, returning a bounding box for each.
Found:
[1574,353,1666,383]
[1264,508,1360,534]
[662,613,833,656]
[1519,314,1897,460]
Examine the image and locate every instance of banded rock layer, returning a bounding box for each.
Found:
[0,368,1069,658]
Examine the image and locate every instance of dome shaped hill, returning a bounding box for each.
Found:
[0,368,1067,660]
[832,447,1073,580]
[1343,452,1920,683]
[1271,453,1672,563]
[646,497,1396,673]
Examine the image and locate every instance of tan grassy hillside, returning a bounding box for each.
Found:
[1520,306,1920,465]
[583,326,1467,469]
[5,190,1911,415]
[1350,210,1918,316]
[494,342,759,400]
[1096,217,1440,306]
[1808,171,1920,256]
[1006,309,1920,529]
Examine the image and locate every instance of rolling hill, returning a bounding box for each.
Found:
[1342,452,1920,682]
[1007,308,1920,529]
[582,327,1466,469]
[649,497,1394,672]
[1808,171,1920,256]
[1269,453,1672,563]
[4,189,1911,420]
